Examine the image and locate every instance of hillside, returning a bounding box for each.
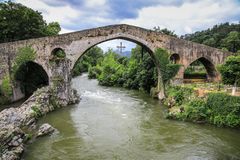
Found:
[182,22,240,53]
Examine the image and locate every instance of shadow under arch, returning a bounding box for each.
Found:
[14,61,49,97]
[184,57,219,82]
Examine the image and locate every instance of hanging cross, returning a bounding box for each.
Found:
[116,42,126,54]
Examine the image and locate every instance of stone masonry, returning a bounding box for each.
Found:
[0,24,231,102]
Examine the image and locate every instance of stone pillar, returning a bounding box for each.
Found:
[172,66,184,84]
[49,59,79,106]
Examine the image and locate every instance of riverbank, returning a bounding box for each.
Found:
[0,86,79,160]
[165,85,240,128]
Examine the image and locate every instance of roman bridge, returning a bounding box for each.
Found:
[0,24,230,103]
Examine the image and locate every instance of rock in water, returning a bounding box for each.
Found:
[36,123,56,137]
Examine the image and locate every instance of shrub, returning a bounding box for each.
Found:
[54,49,65,58]
[166,86,194,105]
[166,86,240,128]
[183,98,207,121]
[206,93,240,127]
[13,46,36,75]
[88,66,102,79]
[1,75,12,97]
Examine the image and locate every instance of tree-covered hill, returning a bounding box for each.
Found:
[181,22,240,53]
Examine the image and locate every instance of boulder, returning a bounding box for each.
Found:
[36,123,56,137]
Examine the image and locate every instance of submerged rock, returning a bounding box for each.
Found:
[37,123,56,137]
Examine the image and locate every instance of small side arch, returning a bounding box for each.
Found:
[170,53,180,64]
[14,61,49,97]
[184,57,219,82]
[51,48,66,59]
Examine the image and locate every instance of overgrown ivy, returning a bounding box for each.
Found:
[12,46,36,76]
[0,46,37,105]
[1,75,12,97]
[153,48,181,84]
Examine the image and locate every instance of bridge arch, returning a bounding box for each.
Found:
[184,56,219,82]
[170,53,180,64]
[14,61,49,98]
[66,32,156,70]
[51,47,66,59]
[70,37,166,99]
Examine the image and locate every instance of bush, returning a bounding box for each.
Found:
[54,49,65,58]
[13,46,36,75]
[167,88,240,128]
[182,98,208,121]
[206,93,240,127]
[1,75,12,97]
[166,86,194,105]
[88,66,102,79]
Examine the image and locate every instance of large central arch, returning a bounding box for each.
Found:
[65,35,165,98]
[65,33,156,70]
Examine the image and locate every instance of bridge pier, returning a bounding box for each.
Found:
[49,58,79,106]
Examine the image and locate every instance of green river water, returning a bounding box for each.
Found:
[22,74,240,160]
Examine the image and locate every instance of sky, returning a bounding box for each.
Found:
[9,0,240,51]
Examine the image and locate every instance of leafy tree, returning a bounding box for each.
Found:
[219,56,240,95]
[153,26,178,37]
[98,49,124,86]
[183,22,240,52]
[221,31,240,53]
[0,1,61,43]
[203,37,216,47]
[72,46,104,77]
[45,22,61,36]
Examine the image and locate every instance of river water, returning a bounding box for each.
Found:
[23,74,240,160]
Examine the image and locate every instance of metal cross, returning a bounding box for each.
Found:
[116,42,126,54]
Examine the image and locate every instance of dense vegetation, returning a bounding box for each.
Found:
[166,86,240,128]
[182,22,240,53]
[74,46,158,92]
[72,47,104,77]
[0,1,61,43]
[219,55,240,86]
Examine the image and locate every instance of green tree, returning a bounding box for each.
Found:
[72,46,104,77]
[219,56,240,95]
[153,26,178,37]
[45,22,61,36]
[183,22,240,51]
[0,1,61,43]
[221,31,240,53]
[203,37,216,47]
[98,49,124,86]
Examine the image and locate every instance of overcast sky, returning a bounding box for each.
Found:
[10,0,240,51]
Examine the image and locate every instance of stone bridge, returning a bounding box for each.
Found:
[0,24,230,103]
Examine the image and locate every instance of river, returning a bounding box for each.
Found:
[22,74,240,160]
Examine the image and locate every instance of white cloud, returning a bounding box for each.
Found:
[14,0,240,38]
[85,0,106,8]
[60,28,75,34]
[121,0,240,35]
[16,0,80,26]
